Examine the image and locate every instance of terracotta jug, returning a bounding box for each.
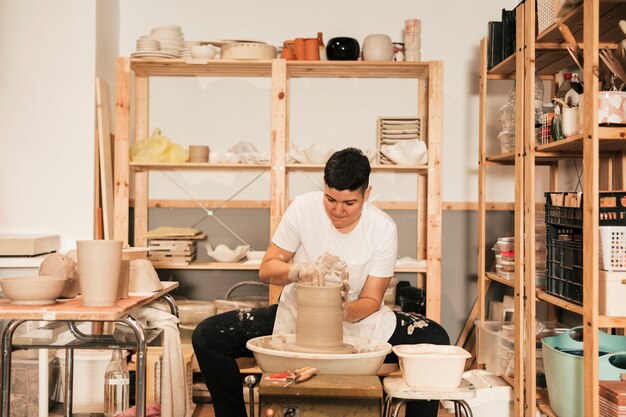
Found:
[293,38,305,60]
[304,38,320,60]
[280,41,295,60]
[77,240,122,307]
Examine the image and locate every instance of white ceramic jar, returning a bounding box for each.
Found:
[362,34,394,61]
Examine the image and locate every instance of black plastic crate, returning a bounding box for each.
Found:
[545,225,583,305]
[545,191,626,227]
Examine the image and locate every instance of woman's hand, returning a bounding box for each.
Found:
[288,263,324,285]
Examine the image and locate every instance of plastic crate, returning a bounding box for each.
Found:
[475,320,514,376]
[545,191,626,227]
[546,226,583,305]
[599,226,626,271]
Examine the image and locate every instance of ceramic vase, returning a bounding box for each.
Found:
[77,240,122,307]
[326,37,360,61]
[362,34,394,61]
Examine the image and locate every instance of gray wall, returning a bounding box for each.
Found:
[149,207,515,343]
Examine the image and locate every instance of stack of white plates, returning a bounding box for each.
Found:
[377,117,422,164]
[135,37,160,53]
[180,41,201,60]
[131,24,183,59]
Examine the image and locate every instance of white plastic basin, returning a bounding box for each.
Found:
[393,344,471,388]
[247,334,391,375]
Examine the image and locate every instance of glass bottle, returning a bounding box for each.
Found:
[556,73,573,101]
[104,350,130,417]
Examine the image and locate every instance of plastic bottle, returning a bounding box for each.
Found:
[104,350,130,417]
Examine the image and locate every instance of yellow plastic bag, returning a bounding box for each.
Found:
[130,128,189,162]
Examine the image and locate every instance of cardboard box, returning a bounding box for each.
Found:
[0,235,60,256]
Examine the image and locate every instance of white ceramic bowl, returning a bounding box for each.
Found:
[247,334,392,374]
[304,144,334,164]
[392,344,471,388]
[206,244,250,262]
[0,275,67,305]
[246,250,266,260]
[288,144,308,163]
[221,42,277,60]
[380,139,428,165]
[190,45,216,59]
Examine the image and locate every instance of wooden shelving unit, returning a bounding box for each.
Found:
[114,58,443,319]
[477,1,626,416]
[476,4,527,417]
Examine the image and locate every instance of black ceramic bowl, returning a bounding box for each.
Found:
[326,37,360,61]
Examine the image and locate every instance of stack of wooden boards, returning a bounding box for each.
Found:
[145,227,205,267]
[376,116,422,164]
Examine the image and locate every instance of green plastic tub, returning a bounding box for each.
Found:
[542,327,626,417]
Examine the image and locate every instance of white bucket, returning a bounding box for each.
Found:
[55,349,113,413]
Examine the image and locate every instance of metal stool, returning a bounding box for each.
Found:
[383,376,475,417]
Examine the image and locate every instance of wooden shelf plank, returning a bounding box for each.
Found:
[130,59,433,79]
[502,374,514,387]
[598,315,626,328]
[486,271,515,287]
[154,261,260,270]
[485,152,516,164]
[537,388,558,417]
[131,162,271,171]
[536,2,626,44]
[536,289,583,315]
[287,163,428,172]
[487,52,517,76]
[153,261,426,273]
[535,128,626,154]
[286,61,431,79]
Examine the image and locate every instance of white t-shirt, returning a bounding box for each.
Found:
[271,191,398,342]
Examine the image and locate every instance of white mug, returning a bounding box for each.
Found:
[562,107,580,137]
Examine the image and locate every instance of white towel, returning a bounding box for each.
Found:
[131,302,190,417]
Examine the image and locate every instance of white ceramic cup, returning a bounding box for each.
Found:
[562,107,580,137]
[190,45,216,59]
[77,240,122,307]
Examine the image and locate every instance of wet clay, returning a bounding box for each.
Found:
[287,282,354,353]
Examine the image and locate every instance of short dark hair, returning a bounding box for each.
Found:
[323,148,370,192]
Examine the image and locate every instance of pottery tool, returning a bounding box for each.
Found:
[600,49,626,86]
[283,366,318,387]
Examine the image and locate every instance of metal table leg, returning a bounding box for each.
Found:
[456,399,473,417]
[120,315,147,417]
[161,293,178,318]
[1,320,25,417]
[64,348,74,417]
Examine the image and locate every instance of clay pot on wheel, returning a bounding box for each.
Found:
[326,37,360,61]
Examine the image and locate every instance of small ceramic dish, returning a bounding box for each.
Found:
[0,275,67,305]
[380,140,428,165]
[246,250,266,260]
[206,244,250,262]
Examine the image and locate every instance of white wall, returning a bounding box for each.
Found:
[0,0,96,251]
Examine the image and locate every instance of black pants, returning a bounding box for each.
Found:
[192,305,450,417]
